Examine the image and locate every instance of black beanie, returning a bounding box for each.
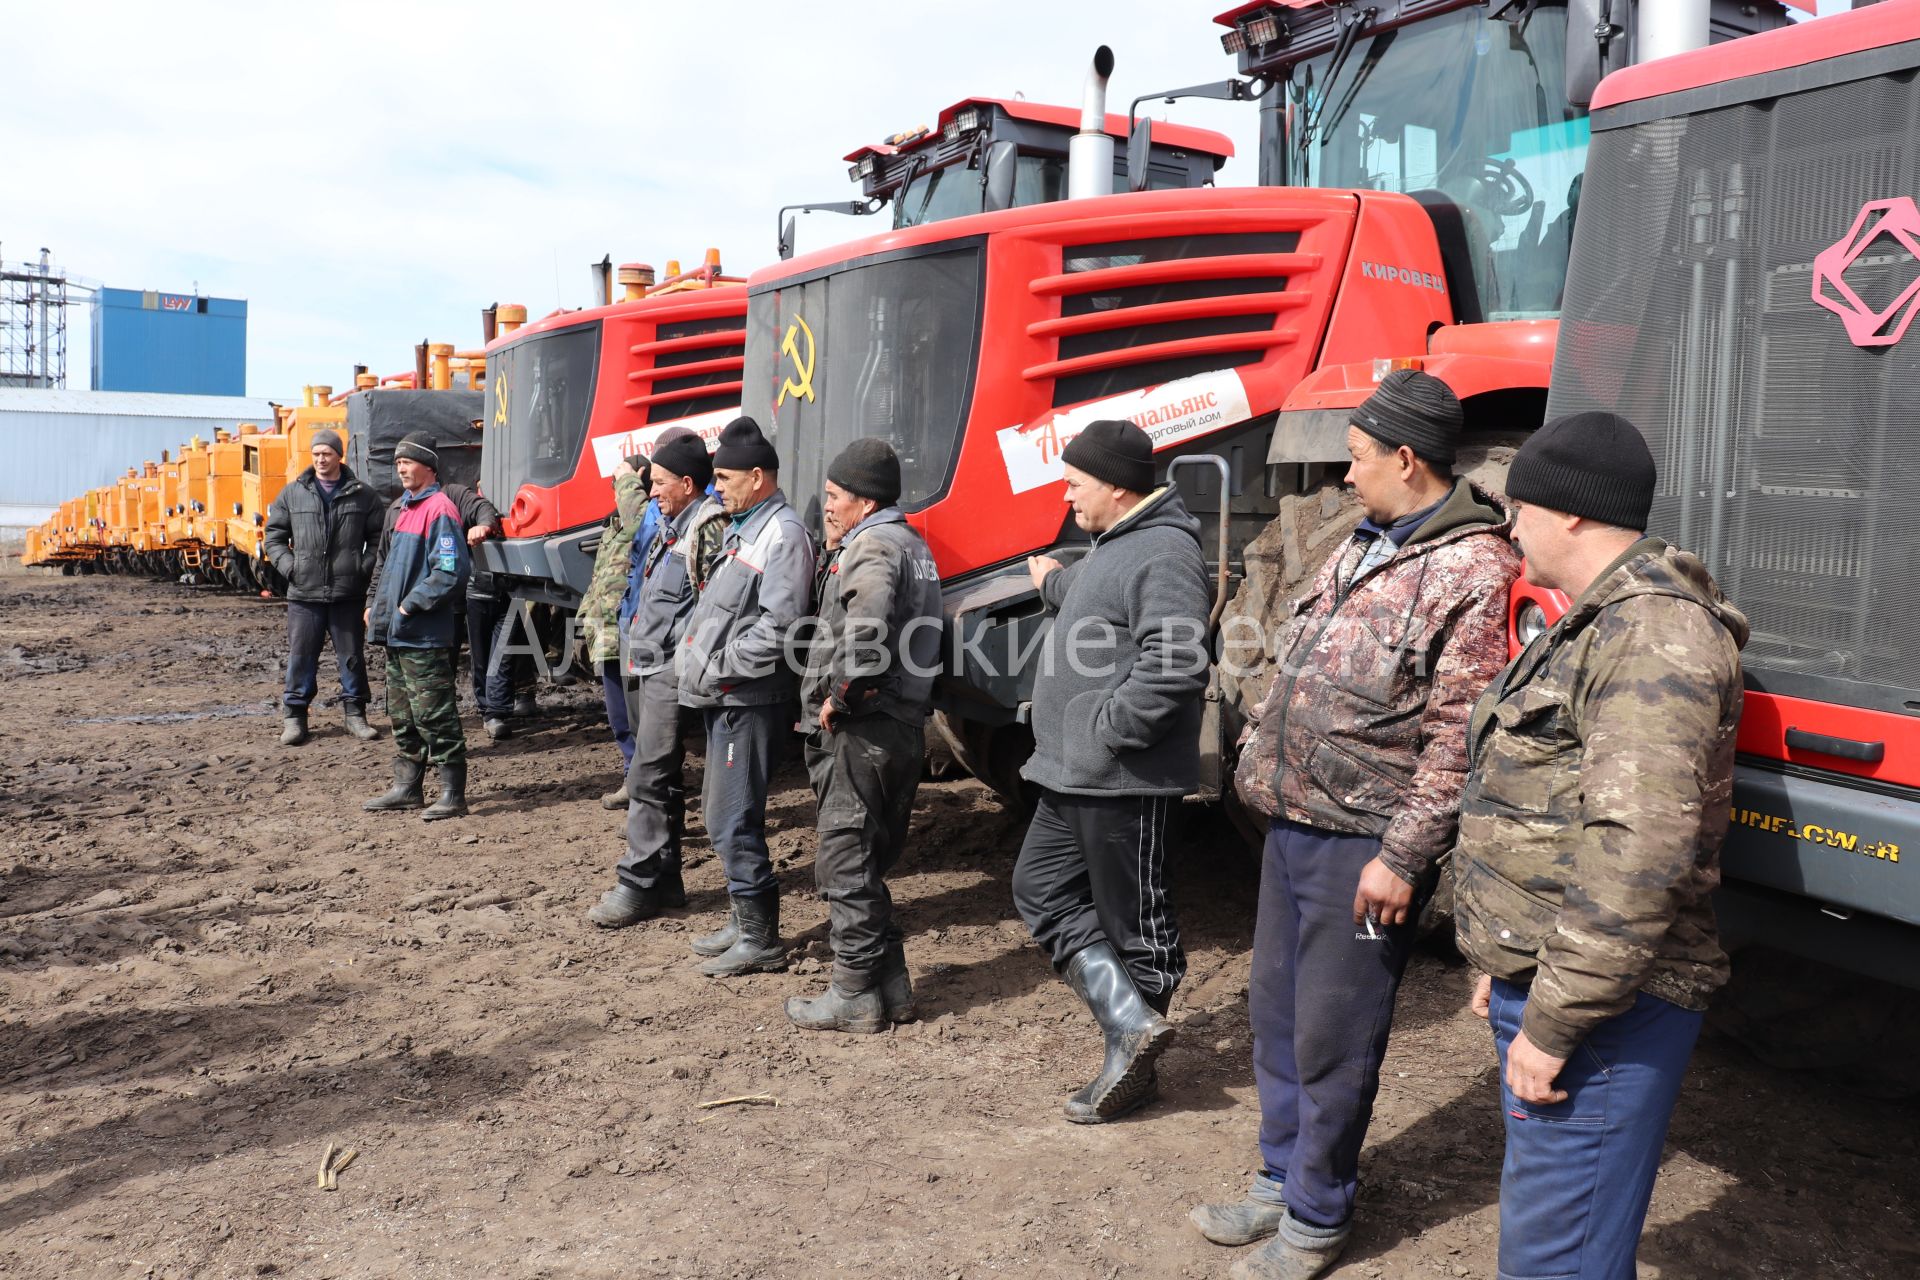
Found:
[1061,419,1153,494]
[712,416,779,472]
[1350,369,1463,466]
[1506,411,1656,531]
[827,437,902,507]
[394,432,439,470]
[649,429,713,489]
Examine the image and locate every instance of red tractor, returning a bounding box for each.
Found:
[744,0,1799,798]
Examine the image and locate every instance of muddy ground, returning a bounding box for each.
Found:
[1,565,1916,1280]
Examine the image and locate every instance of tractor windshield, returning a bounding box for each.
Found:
[748,244,983,533]
[1276,6,1588,320]
[894,154,1071,228]
[479,322,601,499]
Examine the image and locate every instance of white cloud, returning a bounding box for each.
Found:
[8,0,1259,397]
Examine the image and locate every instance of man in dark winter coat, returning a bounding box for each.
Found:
[1013,419,1211,1124]
[264,428,386,745]
[362,433,473,821]
[785,438,943,1035]
[676,417,815,977]
[1193,371,1519,1280]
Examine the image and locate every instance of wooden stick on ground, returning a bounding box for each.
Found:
[696,1092,778,1110]
[316,1142,336,1189]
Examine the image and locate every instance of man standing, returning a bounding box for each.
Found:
[264,428,385,746]
[677,417,814,976]
[577,451,660,806]
[586,431,715,927]
[363,435,474,821]
[1013,419,1211,1123]
[1191,370,1519,1280]
[786,438,942,1034]
[1455,412,1745,1280]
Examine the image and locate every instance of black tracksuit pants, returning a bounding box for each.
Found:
[803,713,924,990]
[1012,788,1186,1004]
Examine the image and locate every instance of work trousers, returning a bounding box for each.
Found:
[1250,817,1421,1230]
[384,646,467,766]
[803,713,924,990]
[283,598,369,711]
[600,659,635,766]
[1012,789,1186,1004]
[616,673,695,892]
[701,702,791,900]
[464,590,525,717]
[1489,979,1703,1280]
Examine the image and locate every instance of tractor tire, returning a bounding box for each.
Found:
[1708,948,1920,1099]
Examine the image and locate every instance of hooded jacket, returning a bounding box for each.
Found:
[1452,538,1748,1058]
[367,484,471,649]
[578,467,651,664]
[1236,479,1520,883]
[1021,486,1212,797]
[677,489,815,708]
[263,466,385,603]
[800,507,943,726]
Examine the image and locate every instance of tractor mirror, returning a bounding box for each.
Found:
[1127,116,1155,193]
[1565,0,1629,109]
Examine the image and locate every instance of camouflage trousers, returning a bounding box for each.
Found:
[384,646,466,766]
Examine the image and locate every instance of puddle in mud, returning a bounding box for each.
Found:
[70,702,275,726]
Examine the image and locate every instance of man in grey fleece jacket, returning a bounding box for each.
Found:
[676,416,816,977]
[1013,419,1212,1125]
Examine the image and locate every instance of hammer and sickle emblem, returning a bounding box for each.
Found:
[777,313,817,407]
[492,370,509,429]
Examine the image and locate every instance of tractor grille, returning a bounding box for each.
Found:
[1030,231,1313,407]
[628,313,746,424]
[1548,59,1920,715]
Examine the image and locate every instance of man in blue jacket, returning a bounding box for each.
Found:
[363,434,473,821]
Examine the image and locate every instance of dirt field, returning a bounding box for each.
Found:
[3,566,1916,1280]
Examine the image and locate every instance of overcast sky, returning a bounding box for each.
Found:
[8,2,1267,399]
[8,1,1846,400]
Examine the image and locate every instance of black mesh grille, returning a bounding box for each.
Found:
[644,316,743,424]
[1547,72,1920,715]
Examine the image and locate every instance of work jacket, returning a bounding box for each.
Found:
[263,466,385,603]
[367,484,471,649]
[1021,486,1212,798]
[677,490,814,708]
[1453,538,1748,1058]
[1236,479,1518,884]
[800,507,943,727]
[623,498,704,680]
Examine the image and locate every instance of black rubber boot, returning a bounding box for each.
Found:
[786,981,886,1035]
[483,716,512,741]
[698,893,786,977]
[363,758,426,811]
[1061,942,1175,1124]
[342,701,380,741]
[512,691,539,718]
[879,938,917,1023]
[691,902,740,957]
[421,763,468,821]
[279,710,310,747]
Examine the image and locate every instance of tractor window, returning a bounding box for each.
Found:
[1277,6,1586,320]
[479,323,602,500]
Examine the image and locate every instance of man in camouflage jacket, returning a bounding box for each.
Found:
[1455,412,1746,1280]
[1195,371,1518,1280]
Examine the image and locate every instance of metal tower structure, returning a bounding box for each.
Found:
[0,244,70,389]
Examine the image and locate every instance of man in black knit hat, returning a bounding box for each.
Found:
[1455,412,1745,1280]
[785,438,943,1034]
[1012,419,1211,1123]
[676,416,815,976]
[1193,370,1518,1280]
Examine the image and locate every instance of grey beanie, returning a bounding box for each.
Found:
[394,432,439,470]
[1350,369,1463,466]
[310,428,344,457]
[827,437,902,506]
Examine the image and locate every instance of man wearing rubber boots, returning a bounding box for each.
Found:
[1456,413,1745,1280]
[677,417,814,976]
[1013,419,1210,1123]
[264,428,385,746]
[786,439,942,1034]
[363,434,473,821]
[1192,370,1519,1280]
[586,431,716,928]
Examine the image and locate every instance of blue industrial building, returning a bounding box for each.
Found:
[90,287,247,396]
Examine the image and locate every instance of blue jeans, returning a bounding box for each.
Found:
[283,598,369,711]
[600,660,635,766]
[1489,978,1703,1280]
[1249,818,1418,1229]
[464,591,523,717]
